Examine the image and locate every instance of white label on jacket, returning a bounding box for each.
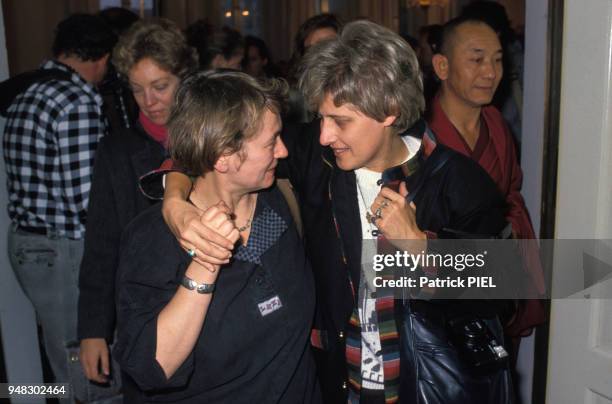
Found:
[258,295,283,316]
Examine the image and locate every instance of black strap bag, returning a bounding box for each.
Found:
[0,68,72,117]
[384,132,515,404]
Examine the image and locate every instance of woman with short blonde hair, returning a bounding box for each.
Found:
[114,70,321,403]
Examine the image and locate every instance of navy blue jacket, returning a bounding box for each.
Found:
[114,187,320,403]
[78,125,166,341]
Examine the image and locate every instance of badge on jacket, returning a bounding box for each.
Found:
[258,295,283,316]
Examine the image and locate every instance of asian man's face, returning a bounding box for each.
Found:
[437,22,503,108]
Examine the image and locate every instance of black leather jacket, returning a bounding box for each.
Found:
[280,119,513,403]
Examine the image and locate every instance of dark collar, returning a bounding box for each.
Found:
[320,118,437,178]
[233,187,289,265]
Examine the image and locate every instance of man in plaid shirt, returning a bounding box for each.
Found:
[3,14,115,401]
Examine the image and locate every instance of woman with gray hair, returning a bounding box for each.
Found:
[113,70,320,403]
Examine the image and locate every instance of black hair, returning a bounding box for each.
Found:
[461,1,512,45]
[98,7,139,36]
[52,14,117,61]
[185,20,244,68]
[438,15,495,56]
[287,13,342,83]
[459,2,518,110]
[401,33,419,53]
[244,35,271,63]
[419,24,443,54]
[294,13,342,57]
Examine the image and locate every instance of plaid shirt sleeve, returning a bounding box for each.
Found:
[57,100,105,223]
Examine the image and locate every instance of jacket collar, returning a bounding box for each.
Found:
[320,118,438,294]
[41,59,102,106]
[130,124,166,181]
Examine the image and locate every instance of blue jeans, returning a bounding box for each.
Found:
[8,226,122,403]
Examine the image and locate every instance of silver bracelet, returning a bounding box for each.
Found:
[181,275,215,294]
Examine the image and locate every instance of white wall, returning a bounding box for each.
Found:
[545,0,612,402]
[553,3,612,240]
[0,2,46,401]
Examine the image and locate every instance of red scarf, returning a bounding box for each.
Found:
[139,111,168,148]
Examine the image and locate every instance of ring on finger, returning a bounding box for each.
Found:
[366,211,378,224]
[187,248,197,258]
[380,199,389,209]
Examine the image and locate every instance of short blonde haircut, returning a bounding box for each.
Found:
[112,19,197,79]
[169,70,288,177]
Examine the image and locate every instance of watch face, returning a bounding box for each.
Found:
[181,276,196,290]
[196,283,215,294]
[184,278,195,289]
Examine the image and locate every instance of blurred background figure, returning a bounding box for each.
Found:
[416,24,443,108]
[97,7,140,133]
[3,13,116,403]
[98,6,139,36]
[77,18,197,403]
[243,35,281,78]
[293,13,341,59]
[185,20,244,70]
[288,13,342,80]
[285,13,342,124]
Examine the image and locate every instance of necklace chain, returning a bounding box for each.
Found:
[355,174,379,234]
[188,193,255,233]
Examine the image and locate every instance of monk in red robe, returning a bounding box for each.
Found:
[428,17,545,350]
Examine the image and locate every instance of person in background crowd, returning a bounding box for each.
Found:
[416,24,443,107]
[401,32,419,54]
[97,6,140,133]
[114,70,320,403]
[285,13,342,123]
[291,13,342,62]
[77,19,197,402]
[243,35,281,78]
[428,15,545,368]
[2,14,116,402]
[99,6,139,35]
[461,1,525,147]
[185,20,244,70]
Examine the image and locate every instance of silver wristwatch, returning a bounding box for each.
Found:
[181,275,215,294]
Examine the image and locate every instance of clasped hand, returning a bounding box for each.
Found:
[369,182,426,251]
[163,198,240,272]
